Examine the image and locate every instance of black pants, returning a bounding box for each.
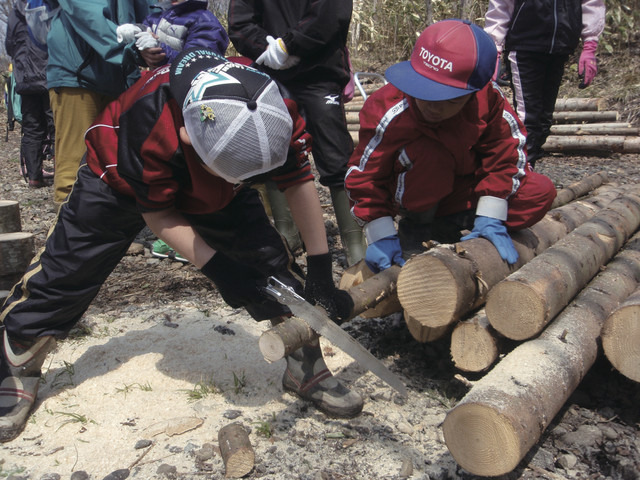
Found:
[20,92,54,181]
[0,163,303,339]
[285,80,354,188]
[508,50,568,167]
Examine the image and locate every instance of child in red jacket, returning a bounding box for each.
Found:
[346,19,557,273]
[0,49,361,443]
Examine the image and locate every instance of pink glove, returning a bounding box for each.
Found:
[578,41,598,89]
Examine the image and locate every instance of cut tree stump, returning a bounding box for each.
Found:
[0,232,35,290]
[601,286,640,383]
[442,231,640,477]
[397,185,624,337]
[0,200,21,234]
[218,423,255,478]
[486,189,640,341]
[449,309,502,373]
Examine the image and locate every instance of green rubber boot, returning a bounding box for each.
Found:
[265,180,303,254]
[330,186,366,266]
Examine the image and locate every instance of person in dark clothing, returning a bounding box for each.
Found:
[227,0,367,266]
[0,49,362,444]
[4,0,55,188]
[484,0,605,168]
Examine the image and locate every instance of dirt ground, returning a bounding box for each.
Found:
[1,96,640,480]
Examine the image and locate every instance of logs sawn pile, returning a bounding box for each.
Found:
[347,84,640,153]
[0,200,34,302]
[333,174,640,476]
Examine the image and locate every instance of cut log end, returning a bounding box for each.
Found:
[404,310,449,343]
[485,281,547,341]
[443,404,522,477]
[602,305,640,383]
[218,423,255,478]
[450,317,500,373]
[258,316,317,363]
[397,254,459,328]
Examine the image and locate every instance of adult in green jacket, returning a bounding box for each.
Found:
[46,0,152,204]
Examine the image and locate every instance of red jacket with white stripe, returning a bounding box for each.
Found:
[84,66,313,215]
[345,82,530,226]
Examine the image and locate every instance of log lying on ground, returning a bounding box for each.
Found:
[0,200,21,234]
[550,123,638,136]
[486,189,640,341]
[543,135,640,153]
[553,97,606,111]
[551,171,609,208]
[552,110,618,123]
[442,231,640,477]
[601,286,640,382]
[398,186,625,337]
[450,309,502,373]
[218,423,255,478]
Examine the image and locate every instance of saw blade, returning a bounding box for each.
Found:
[264,277,408,397]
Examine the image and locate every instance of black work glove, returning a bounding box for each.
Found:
[200,252,263,308]
[304,253,354,323]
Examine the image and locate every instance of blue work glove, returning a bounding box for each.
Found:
[365,235,406,273]
[460,216,519,264]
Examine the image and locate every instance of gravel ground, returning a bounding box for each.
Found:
[1,115,639,480]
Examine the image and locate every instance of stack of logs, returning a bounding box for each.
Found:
[0,200,34,303]
[259,172,640,477]
[347,82,640,153]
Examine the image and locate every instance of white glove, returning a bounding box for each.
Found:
[283,55,301,69]
[256,35,290,70]
[135,29,160,50]
[116,23,142,44]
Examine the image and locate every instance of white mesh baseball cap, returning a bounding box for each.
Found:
[170,48,293,184]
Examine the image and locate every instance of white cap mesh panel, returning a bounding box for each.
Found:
[183,81,293,184]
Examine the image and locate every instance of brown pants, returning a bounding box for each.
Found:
[49,87,113,204]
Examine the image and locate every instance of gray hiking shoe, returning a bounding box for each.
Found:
[0,330,56,442]
[283,341,363,418]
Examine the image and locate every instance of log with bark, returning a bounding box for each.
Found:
[486,189,640,341]
[601,286,640,383]
[339,262,402,318]
[442,231,640,477]
[0,200,21,234]
[552,110,619,123]
[553,97,606,111]
[549,123,638,136]
[259,265,402,362]
[398,186,625,337]
[218,423,255,478]
[543,135,640,153]
[551,171,609,208]
[449,309,502,373]
[0,232,35,290]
